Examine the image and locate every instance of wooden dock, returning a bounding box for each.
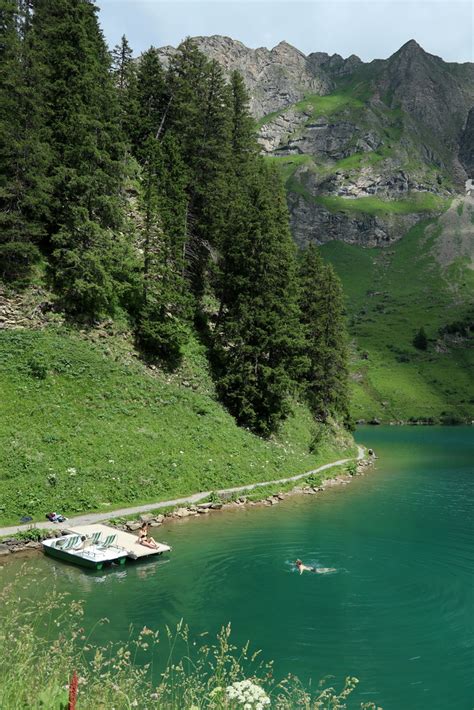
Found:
[66,523,171,560]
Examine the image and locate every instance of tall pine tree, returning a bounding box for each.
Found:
[298,244,350,424]
[0,0,50,280]
[213,161,304,435]
[111,34,139,144]
[29,0,133,316]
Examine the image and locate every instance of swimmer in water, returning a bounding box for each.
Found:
[295,559,336,575]
[295,559,316,574]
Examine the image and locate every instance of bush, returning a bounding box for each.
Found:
[346,461,358,476]
[0,241,41,281]
[27,356,48,379]
[136,309,186,370]
[413,327,428,351]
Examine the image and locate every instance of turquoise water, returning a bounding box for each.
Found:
[1,426,473,708]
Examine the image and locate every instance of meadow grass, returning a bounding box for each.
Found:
[321,218,474,422]
[0,328,355,526]
[315,193,449,216]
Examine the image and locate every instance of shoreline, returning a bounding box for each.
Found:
[0,447,376,560]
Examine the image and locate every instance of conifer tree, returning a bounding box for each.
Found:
[229,70,258,172]
[29,0,133,316]
[0,0,50,279]
[136,133,191,367]
[213,161,304,435]
[111,34,139,143]
[132,46,168,157]
[413,326,428,350]
[167,42,232,294]
[298,244,349,423]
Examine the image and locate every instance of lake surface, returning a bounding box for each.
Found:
[1,426,473,709]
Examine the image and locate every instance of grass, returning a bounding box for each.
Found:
[293,91,366,119]
[315,192,449,216]
[0,328,355,526]
[321,217,474,422]
[0,571,376,709]
[263,153,315,183]
[257,85,370,129]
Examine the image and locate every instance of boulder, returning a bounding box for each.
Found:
[0,544,11,556]
[174,507,191,518]
[126,521,142,531]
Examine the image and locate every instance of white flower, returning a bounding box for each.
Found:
[225,680,270,708]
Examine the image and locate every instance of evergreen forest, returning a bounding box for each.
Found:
[0,0,350,436]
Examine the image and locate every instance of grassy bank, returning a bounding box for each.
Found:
[321,213,474,422]
[0,328,355,526]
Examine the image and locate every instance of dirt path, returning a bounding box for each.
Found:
[0,446,365,537]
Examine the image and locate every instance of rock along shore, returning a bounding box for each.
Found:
[0,452,376,559]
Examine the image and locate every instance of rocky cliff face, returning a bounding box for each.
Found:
[460,108,474,177]
[159,36,474,247]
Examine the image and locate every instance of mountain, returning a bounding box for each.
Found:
[160,36,473,247]
[158,36,474,422]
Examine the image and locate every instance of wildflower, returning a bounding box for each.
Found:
[225,680,270,708]
[67,467,77,474]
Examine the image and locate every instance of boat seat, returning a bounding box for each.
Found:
[98,534,117,549]
[58,535,80,550]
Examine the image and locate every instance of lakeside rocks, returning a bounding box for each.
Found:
[1,455,377,558]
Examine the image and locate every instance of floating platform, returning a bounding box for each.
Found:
[66,523,171,560]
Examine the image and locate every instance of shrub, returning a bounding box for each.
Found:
[0,241,41,281]
[346,461,358,476]
[136,310,186,370]
[27,356,48,379]
[413,327,428,351]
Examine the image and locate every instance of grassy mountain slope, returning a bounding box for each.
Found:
[321,196,474,422]
[0,324,354,526]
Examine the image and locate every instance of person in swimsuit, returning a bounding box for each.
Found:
[295,559,316,574]
[137,523,158,549]
[295,559,336,574]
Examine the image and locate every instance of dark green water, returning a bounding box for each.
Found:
[1,427,473,709]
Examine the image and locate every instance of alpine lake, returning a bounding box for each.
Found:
[1,426,473,709]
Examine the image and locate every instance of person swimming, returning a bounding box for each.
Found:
[295,559,336,574]
[295,559,315,574]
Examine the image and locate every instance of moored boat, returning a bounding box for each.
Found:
[42,533,127,570]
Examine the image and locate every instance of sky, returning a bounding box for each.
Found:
[96,0,473,63]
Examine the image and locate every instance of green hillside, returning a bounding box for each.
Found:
[0,326,354,526]
[321,199,474,422]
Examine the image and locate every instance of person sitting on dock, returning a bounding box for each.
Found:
[137,523,158,549]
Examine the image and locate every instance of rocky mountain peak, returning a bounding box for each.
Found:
[177,35,333,117]
[396,39,424,55]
